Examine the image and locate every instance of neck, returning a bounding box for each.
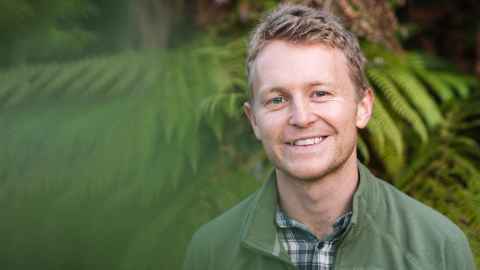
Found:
[276,156,358,239]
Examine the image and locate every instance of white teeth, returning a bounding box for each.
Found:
[292,136,324,146]
[295,138,315,146]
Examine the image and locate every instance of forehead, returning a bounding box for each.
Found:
[252,41,352,92]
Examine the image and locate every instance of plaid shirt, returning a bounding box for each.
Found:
[276,208,352,270]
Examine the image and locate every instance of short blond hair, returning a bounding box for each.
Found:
[247,4,369,97]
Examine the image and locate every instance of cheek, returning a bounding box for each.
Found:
[256,112,286,140]
[313,101,357,124]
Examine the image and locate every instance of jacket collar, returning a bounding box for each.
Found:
[240,162,380,257]
[240,171,285,258]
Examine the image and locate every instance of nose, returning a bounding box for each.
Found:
[288,98,316,128]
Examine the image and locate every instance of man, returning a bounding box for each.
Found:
[183,4,476,270]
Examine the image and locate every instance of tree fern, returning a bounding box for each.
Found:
[369,97,405,175]
[414,68,455,102]
[103,59,144,97]
[367,68,428,142]
[387,68,443,127]
[439,72,471,98]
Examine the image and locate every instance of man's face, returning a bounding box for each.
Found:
[244,40,373,182]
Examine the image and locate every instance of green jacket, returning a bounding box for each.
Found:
[184,164,476,270]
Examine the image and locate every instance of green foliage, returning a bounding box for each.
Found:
[0,0,133,67]
[0,0,477,268]
[396,99,480,260]
[0,0,94,65]
[362,45,478,177]
[0,38,478,268]
[0,46,262,269]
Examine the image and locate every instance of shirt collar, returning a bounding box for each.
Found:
[275,207,353,242]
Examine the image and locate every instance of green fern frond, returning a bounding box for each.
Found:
[372,98,405,158]
[20,65,62,97]
[367,68,428,142]
[364,116,386,161]
[104,60,144,97]
[447,150,480,188]
[357,135,370,164]
[0,67,38,102]
[396,139,440,189]
[82,61,126,97]
[63,58,112,97]
[386,68,443,128]
[414,68,455,102]
[439,72,472,98]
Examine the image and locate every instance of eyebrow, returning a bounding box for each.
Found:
[257,87,285,101]
[260,81,335,93]
[306,81,335,88]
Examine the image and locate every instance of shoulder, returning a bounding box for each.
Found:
[193,192,255,243]
[374,178,463,237]
[183,192,257,269]
[368,175,473,268]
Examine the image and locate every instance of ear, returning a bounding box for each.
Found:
[243,101,262,140]
[355,88,374,129]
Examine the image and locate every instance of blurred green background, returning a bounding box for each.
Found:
[0,0,479,269]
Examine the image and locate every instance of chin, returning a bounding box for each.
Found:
[278,153,356,182]
[281,162,337,182]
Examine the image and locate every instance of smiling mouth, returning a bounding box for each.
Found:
[287,136,327,146]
